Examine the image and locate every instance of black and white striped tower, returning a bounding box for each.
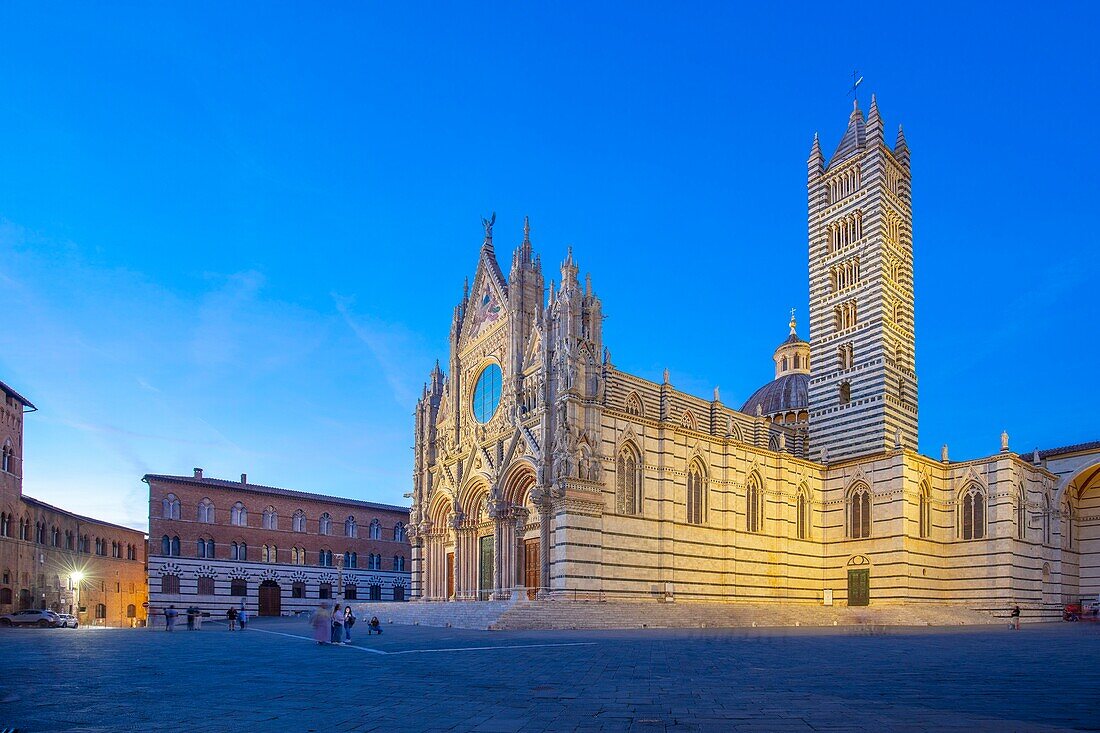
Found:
[806,95,917,462]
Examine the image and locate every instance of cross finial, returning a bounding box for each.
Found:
[789,307,797,335]
[849,70,864,108]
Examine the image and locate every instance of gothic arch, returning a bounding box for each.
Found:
[681,410,698,432]
[428,491,455,526]
[458,477,491,518]
[625,391,644,418]
[500,460,537,506]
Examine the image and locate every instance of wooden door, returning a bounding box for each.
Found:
[445,552,454,600]
[847,569,870,607]
[524,538,539,600]
[258,581,281,616]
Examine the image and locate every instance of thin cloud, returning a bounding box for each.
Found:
[332,293,424,406]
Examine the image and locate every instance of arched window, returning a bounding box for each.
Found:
[318,549,333,567]
[231,542,248,561]
[2,440,13,473]
[1043,495,1052,545]
[686,461,706,525]
[161,535,171,556]
[262,506,278,530]
[393,523,407,542]
[1062,500,1073,549]
[746,474,763,533]
[126,604,136,618]
[795,487,809,540]
[162,494,181,520]
[367,553,382,570]
[51,527,60,547]
[268,545,278,563]
[231,502,247,527]
[197,538,214,559]
[95,603,107,619]
[346,551,357,569]
[616,443,643,515]
[19,517,29,541]
[345,516,357,538]
[849,485,872,539]
[293,510,306,533]
[171,536,180,556]
[0,513,9,537]
[1017,485,1027,540]
[198,499,214,524]
[625,392,644,417]
[369,519,381,539]
[395,555,406,572]
[839,382,851,406]
[959,484,985,540]
[161,575,180,594]
[319,513,332,536]
[918,483,931,539]
[781,356,788,371]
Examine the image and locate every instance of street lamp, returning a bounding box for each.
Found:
[70,571,85,623]
[336,553,345,598]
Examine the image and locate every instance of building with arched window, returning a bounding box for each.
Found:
[145,470,411,617]
[0,379,146,627]
[407,97,1100,612]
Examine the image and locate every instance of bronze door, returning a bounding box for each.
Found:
[524,538,540,600]
[847,569,870,607]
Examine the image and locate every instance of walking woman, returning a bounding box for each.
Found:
[311,603,332,645]
[331,603,344,644]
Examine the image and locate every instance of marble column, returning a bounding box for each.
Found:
[514,507,529,593]
[533,487,553,599]
[449,512,464,601]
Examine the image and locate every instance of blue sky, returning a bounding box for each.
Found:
[1,3,1097,530]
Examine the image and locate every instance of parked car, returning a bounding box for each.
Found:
[0,609,61,628]
[56,613,79,628]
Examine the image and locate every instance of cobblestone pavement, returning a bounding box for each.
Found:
[1,618,1097,732]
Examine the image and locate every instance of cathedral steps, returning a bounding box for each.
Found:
[490,600,1004,630]
[347,598,1033,631]
[348,598,517,629]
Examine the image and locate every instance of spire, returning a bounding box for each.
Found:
[829,101,866,167]
[561,246,578,283]
[523,215,530,244]
[866,93,883,142]
[808,132,824,177]
[585,272,592,298]
[894,124,910,167]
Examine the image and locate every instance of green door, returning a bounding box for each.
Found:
[848,569,870,606]
[478,535,494,601]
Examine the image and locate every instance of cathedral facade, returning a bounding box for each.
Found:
[408,97,1100,608]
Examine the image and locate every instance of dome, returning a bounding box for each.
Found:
[740,372,809,416]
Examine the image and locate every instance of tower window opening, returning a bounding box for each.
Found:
[839,382,851,405]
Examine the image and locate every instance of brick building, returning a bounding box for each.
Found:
[146,470,411,617]
[0,380,147,627]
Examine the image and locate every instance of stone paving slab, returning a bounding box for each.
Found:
[0,619,1096,731]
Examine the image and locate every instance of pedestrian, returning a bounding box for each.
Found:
[311,603,332,645]
[343,605,355,642]
[226,606,238,631]
[239,606,249,631]
[368,616,382,635]
[1011,604,1021,631]
[164,605,178,632]
[331,603,344,644]
[186,605,196,631]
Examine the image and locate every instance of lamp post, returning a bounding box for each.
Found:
[70,571,84,627]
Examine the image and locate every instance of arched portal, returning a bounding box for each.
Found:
[1064,462,1100,598]
[502,462,539,599]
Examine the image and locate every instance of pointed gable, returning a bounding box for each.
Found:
[459,241,510,346]
[829,101,866,168]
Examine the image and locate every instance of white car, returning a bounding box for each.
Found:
[0,609,61,628]
[56,613,79,628]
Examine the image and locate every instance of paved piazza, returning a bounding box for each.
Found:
[1,619,1098,732]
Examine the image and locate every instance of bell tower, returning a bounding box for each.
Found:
[806,95,917,462]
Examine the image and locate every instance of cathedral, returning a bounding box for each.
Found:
[408,96,1099,609]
